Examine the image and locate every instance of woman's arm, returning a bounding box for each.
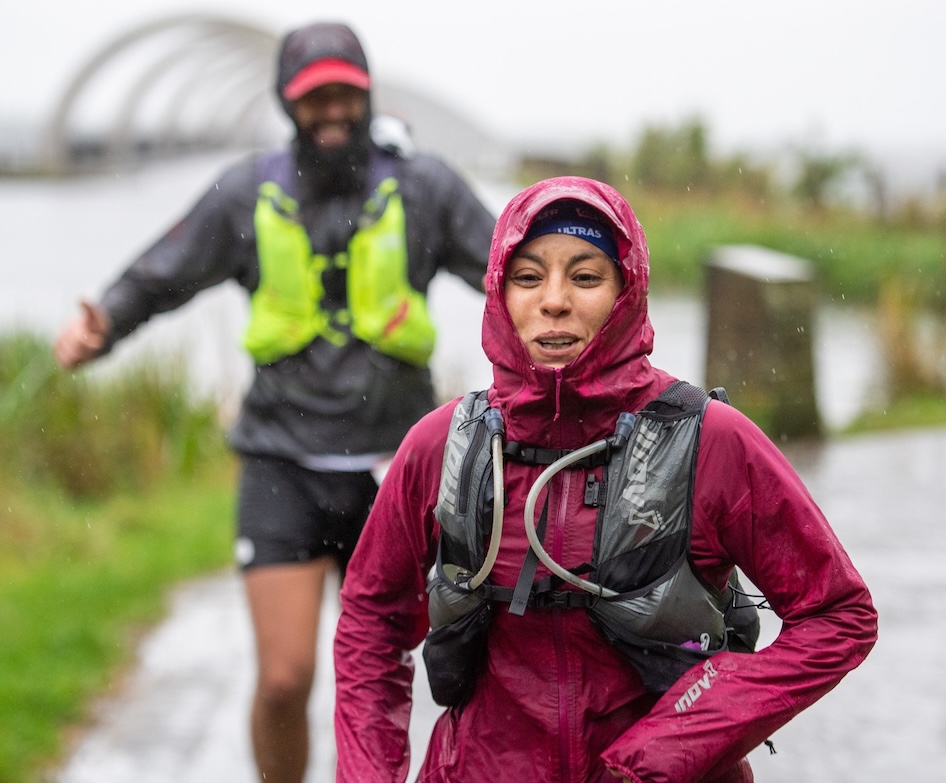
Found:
[334,404,454,783]
[602,401,877,782]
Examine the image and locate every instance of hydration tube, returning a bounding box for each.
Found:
[468,408,506,590]
[522,412,637,599]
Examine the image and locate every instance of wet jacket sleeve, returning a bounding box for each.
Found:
[601,401,878,783]
[334,406,451,783]
[402,154,494,293]
[98,157,259,345]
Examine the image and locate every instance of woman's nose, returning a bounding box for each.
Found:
[540,279,570,314]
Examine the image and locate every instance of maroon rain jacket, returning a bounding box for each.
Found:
[334,177,877,782]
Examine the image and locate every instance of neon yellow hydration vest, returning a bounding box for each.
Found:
[243,176,436,366]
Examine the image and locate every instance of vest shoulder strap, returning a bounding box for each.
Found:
[257,149,295,193]
[642,380,724,419]
[434,391,493,573]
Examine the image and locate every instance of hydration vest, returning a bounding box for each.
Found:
[424,381,760,707]
[243,151,436,366]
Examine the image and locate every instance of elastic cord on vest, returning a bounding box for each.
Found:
[522,412,636,599]
[468,408,505,590]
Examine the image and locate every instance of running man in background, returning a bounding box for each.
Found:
[54,21,494,783]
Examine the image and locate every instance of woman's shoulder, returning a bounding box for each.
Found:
[382,397,473,501]
[400,395,471,455]
[701,400,776,451]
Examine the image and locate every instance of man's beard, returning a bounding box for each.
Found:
[293,113,372,197]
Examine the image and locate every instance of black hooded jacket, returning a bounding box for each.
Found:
[97,23,495,460]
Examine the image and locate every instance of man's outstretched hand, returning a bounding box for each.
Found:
[54,299,112,369]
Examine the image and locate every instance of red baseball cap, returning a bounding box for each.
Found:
[282,57,371,100]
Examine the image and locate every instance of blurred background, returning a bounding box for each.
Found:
[2,2,945,782]
[2,0,944,413]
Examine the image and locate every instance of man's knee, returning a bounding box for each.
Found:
[256,661,315,712]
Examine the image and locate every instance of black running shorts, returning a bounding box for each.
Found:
[235,454,379,572]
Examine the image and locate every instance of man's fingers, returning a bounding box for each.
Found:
[79,299,109,333]
[54,301,109,369]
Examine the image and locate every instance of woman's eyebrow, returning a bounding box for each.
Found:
[509,250,546,264]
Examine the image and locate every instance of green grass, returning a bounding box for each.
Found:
[842,393,946,435]
[0,335,224,501]
[0,331,236,783]
[0,461,235,783]
[629,191,946,308]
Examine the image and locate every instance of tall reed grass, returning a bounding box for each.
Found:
[0,333,225,499]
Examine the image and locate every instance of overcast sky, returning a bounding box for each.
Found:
[3,1,944,177]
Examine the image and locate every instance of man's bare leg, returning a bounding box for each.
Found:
[244,557,333,783]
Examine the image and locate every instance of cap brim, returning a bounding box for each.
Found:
[283,59,370,100]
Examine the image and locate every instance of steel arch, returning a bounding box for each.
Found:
[43,14,280,172]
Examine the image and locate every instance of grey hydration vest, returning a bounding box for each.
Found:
[424,381,760,707]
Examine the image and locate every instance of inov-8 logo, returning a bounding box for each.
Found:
[673,660,719,713]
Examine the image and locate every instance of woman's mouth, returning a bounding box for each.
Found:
[537,336,577,349]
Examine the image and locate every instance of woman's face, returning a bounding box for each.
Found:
[504,232,623,368]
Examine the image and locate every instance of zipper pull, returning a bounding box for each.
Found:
[584,474,601,507]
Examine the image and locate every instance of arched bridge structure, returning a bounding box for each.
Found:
[43,14,283,173]
[41,14,513,177]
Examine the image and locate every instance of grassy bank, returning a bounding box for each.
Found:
[0,335,235,783]
[626,190,945,308]
[842,392,946,434]
[0,465,235,783]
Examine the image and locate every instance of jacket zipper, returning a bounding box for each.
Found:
[554,469,573,782]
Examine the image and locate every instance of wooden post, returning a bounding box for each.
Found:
[705,245,822,440]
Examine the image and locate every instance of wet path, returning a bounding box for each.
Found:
[54,425,946,783]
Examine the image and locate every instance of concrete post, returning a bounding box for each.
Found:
[704,245,822,440]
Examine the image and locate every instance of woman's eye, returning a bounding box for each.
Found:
[509,272,542,285]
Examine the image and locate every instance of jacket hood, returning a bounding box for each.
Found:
[483,177,670,447]
[275,22,373,195]
[275,22,370,116]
